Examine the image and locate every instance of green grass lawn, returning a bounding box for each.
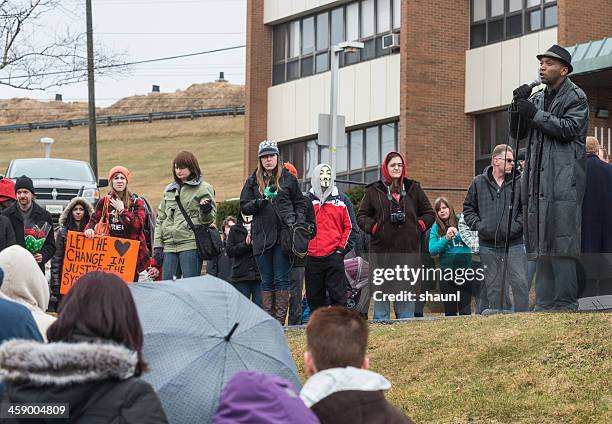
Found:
[0,116,245,208]
[286,312,611,424]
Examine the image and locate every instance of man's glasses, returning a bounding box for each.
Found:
[495,157,515,164]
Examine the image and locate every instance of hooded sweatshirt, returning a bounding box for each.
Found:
[357,152,435,254]
[300,367,413,424]
[306,164,357,257]
[51,197,94,296]
[0,245,55,341]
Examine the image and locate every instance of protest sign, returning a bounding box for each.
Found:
[60,231,140,294]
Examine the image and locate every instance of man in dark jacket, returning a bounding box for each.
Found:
[300,307,414,424]
[463,144,528,312]
[0,215,16,252]
[578,137,612,298]
[305,164,358,313]
[1,176,55,273]
[511,45,589,311]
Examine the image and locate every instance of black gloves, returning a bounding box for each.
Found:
[153,247,164,266]
[516,99,537,120]
[513,84,532,100]
[200,201,212,214]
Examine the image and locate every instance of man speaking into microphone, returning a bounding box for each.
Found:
[510,44,589,311]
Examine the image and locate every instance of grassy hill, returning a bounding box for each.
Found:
[0,82,244,125]
[0,116,245,208]
[286,313,611,424]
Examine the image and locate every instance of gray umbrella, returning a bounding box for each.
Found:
[130,276,301,424]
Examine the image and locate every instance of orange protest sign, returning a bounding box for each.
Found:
[60,231,140,294]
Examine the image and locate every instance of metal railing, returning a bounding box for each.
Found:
[0,105,245,132]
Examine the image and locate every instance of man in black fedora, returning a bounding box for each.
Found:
[509,44,589,311]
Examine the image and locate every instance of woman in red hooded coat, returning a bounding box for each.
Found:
[357,152,435,320]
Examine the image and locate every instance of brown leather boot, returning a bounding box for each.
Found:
[274,290,290,326]
[260,291,274,317]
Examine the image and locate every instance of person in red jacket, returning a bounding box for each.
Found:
[305,164,357,312]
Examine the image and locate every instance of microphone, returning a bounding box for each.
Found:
[527,77,542,90]
[513,78,541,101]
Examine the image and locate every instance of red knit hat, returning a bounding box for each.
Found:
[108,166,130,183]
[0,177,16,201]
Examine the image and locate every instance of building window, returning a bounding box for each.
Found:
[272,0,401,86]
[474,110,509,175]
[278,121,399,191]
[470,0,557,49]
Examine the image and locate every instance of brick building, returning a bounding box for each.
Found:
[245,0,612,208]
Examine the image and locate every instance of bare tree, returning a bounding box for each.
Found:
[0,0,126,90]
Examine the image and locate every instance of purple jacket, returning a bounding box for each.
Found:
[214,371,319,424]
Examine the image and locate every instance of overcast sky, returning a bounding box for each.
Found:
[0,0,247,107]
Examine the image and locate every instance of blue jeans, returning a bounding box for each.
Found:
[254,244,291,292]
[162,250,202,280]
[233,280,262,307]
[373,300,415,320]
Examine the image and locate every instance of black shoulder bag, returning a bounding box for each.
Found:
[175,195,222,260]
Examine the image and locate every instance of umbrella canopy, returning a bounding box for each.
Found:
[130,276,301,424]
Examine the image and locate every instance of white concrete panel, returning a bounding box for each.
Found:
[268,56,398,142]
[294,78,311,136]
[267,84,284,141]
[482,45,503,109]
[337,66,355,124]
[519,32,541,86]
[291,0,308,16]
[370,58,388,121]
[354,63,372,123]
[264,0,343,23]
[465,48,485,113]
[465,28,557,113]
[386,54,401,117]
[263,1,278,24]
[310,73,330,132]
[538,28,558,56]
[501,38,520,106]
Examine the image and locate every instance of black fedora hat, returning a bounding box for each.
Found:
[537,44,573,74]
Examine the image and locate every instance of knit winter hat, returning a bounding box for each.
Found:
[284,162,298,178]
[258,140,279,157]
[108,166,130,183]
[14,176,35,195]
[0,177,16,201]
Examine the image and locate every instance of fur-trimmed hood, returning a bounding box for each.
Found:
[58,197,94,227]
[0,339,137,386]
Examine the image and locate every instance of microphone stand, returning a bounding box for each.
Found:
[499,98,523,312]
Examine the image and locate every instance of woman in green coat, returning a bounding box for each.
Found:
[153,151,216,280]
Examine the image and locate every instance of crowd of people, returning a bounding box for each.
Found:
[0,42,610,422]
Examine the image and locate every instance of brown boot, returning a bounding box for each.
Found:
[260,291,275,318]
[274,290,290,326]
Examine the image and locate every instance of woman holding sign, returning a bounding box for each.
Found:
[153,151,216,280]
[50,197,93,312]
[85,166,150,281]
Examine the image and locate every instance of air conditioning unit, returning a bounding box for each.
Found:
[382,33,400,50]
